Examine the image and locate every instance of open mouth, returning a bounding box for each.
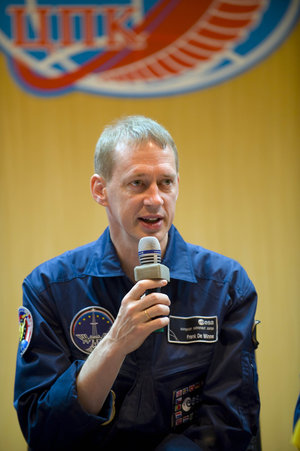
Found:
[139,216,162,225]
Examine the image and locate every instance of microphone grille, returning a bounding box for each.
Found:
[138,236,161,265]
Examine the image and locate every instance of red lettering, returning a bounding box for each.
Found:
[82,8,94,46]
[58,7,96,47]
[7,5,144,51]
[103,6,145,49]
[7,7,24,46]
[59,8,73,46]
[7,6,51,49]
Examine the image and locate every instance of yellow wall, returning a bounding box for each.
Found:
[1,23,299,451]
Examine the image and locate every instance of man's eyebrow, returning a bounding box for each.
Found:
[159,173,177,179]
[126,172,147,178]
[162,173,177,177]
[129,172,176,178]
[125,168,177,178]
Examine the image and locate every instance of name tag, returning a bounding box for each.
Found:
[168,315,218,344]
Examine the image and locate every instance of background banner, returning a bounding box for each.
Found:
[0,0,299,96]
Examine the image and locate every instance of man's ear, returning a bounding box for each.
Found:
[90,174,108,206]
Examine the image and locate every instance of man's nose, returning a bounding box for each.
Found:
[143,184,164,206]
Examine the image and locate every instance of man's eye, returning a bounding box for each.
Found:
[161,179,172,186]
[131,180,143,187]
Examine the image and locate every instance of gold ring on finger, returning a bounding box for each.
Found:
[144,309,152,321]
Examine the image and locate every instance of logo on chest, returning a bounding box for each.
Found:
[70,306,114,354]
[172,379,205,430]
[168,315,218,344]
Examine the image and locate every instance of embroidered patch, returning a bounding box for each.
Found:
[18,306,33,356]
[172,380,204,430]
[70,306,114,355]
[168,315,218,344]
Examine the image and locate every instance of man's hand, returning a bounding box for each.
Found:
[107,278,170,355]
[76,278,170,415]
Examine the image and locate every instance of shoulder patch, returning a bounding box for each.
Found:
[70,306,114,355]
[18,306,33,356]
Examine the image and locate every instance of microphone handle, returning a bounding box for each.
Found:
[145,286,161,295]
[134,262,170,334]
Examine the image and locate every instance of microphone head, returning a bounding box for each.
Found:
[138,236,161,265]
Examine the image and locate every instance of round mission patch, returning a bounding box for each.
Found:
[70,306,115,355]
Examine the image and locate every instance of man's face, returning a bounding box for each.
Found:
[103,140,179,254]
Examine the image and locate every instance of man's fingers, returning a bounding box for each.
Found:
[127,279,168,302]
[142,304,170,322]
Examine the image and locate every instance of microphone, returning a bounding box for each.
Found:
[134,236,170,332]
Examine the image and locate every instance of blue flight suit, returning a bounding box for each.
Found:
[14,226,260,450]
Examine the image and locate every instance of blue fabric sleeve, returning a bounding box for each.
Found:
[14,277,114,450]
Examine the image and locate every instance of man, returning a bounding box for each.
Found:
[14,116,260,450]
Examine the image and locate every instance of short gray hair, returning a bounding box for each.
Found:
[94,115,178,180]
